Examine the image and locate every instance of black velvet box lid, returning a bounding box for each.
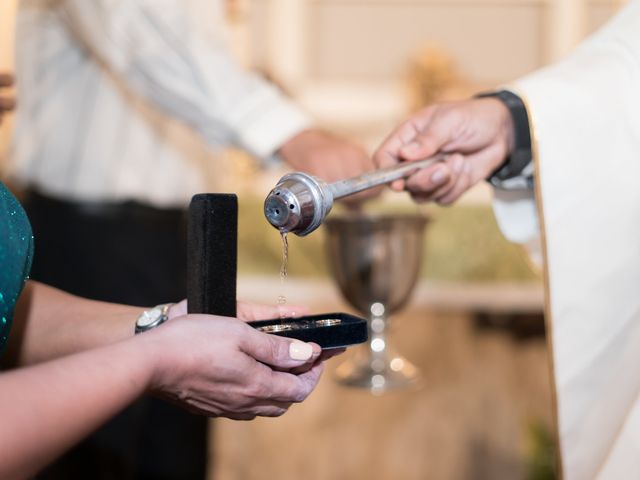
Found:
[187,193,237,317]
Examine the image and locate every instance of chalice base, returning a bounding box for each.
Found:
[334,345,421,394]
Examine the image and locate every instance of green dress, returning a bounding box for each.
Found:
[0,182,34,353]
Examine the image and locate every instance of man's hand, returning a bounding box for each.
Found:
[278,129,382,204]
[373,98,515,205]
[0,73,16,125]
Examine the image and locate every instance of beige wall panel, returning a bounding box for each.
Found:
[307,2,544,84]
[248,0,271,71]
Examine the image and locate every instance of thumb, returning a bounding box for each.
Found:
[240,329,321,370]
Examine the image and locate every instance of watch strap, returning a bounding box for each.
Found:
[476,90,533,188]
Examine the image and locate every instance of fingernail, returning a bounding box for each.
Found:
[289,341,313,361]
[431,167,448,185]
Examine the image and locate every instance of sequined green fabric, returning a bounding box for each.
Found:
[0,183,33,353]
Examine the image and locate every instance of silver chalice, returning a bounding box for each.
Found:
[324,213,428,394]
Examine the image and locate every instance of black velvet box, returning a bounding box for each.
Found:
[187,194,367,349]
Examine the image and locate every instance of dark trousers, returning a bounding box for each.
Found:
[24,191,208,480]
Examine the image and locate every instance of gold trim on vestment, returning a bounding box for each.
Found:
[510,87,564,480]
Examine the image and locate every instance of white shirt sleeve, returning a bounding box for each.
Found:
[57,0,312,162]
[492,187,538,244]
[489,105,539,245]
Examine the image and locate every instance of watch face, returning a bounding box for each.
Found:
[138,306,163,328]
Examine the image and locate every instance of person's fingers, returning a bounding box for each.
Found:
[241,405,289,418]
[222,398,293,418]
[292,362,324,397]
[177,400,288,419]
[399,110,463,162]
[374,131,410,170]
[287,349,338,374]
[436,143,507,205]
[223,402,291,420]
[390,179,406,192]
[0,73,14,88]
[281,361,324,395]
[434,161,473,205]
[405,153,462,200]
[258,362,322,404]
[240,328,321,370]
[374,120,434,192]
[404,162,453,196]
[0,96,16,112]
[374,106,438,169]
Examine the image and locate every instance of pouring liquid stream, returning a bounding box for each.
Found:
[277,231,288,318]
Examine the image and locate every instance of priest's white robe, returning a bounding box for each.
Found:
[493,2,640,478]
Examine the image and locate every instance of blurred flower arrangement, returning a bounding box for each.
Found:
[406,44,469,111]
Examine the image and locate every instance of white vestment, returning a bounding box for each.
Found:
[494,2,640,478]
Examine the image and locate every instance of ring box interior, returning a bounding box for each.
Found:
[187,194,368,350]
[248,312,368,349]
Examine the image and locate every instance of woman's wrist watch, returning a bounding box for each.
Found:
[135,303,173,334]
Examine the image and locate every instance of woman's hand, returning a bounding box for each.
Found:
[143,313,324,420]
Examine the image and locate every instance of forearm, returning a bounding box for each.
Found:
[0,337,153,480]
[5,281,140,367]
